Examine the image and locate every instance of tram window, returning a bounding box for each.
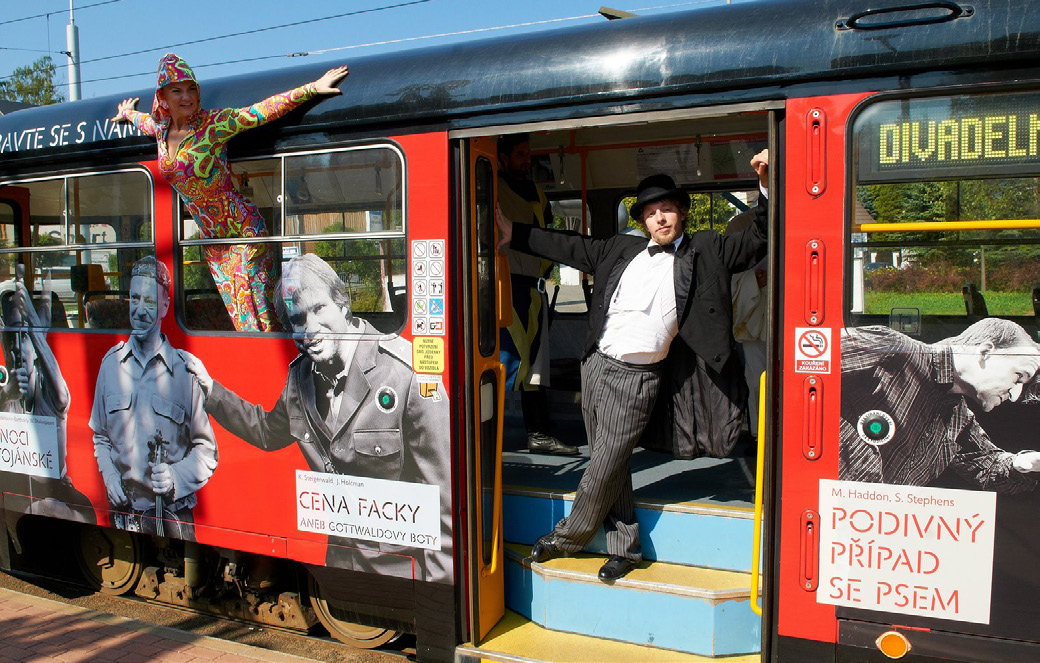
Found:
[0,204,15,290]
[618,189,759,234]
[284,151,403,236]
[0,171,154,330]
[178,145,407,334]
[69,173,152,244]
[178,158,282,240]
[0,202,16,270]
[475,156,495,357]
[548,199,591,315]
[23,178,65,246]
[689,191,761,234]
[848,91,1040,338]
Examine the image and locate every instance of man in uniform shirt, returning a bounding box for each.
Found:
[90,256,217,539]
[495,151,770,581]
[840,319,1040,490]
[183,254,452,583]
[498,134,577,455]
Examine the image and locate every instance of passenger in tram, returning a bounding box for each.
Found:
[495,151,770,581]
[497,133,577,456]
[840,318,1040,490]
[0,281,94,523]
[726,202,769,471]
[111,53,349,332]
[90,257,217,539]
[181,254,452,583]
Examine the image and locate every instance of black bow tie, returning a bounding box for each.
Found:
[648,243,676,256]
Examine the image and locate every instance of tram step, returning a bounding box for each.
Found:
[456,609,760,663]
[504,487,756,572]
[503,544,761,657]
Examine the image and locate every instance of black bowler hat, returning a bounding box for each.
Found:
[629,174,691,221]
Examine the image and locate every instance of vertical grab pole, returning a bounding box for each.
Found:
[482,363,506,576]
[751,370,768,615]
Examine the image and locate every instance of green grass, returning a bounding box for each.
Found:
[864,291,1034,316]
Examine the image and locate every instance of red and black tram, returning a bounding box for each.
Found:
[2,1,1040,661]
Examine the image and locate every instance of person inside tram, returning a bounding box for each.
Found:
[497,133,577,456]
[494,151,770,581]
[725,199,769,480]
[111,53,349,332]
[840,317,1040,490]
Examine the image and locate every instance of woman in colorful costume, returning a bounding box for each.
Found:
[113,54,349,331]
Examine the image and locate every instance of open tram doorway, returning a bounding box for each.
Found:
[459,104,779,657]
[494,112,772,507]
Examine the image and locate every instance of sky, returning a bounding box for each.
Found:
[0,0,739,102]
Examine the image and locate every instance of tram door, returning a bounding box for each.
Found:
[463,137,507,641]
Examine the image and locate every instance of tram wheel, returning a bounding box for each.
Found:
[75,525,143,596]
[308,574,401,648]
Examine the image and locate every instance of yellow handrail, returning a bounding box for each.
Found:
[750,371,767,616]
[482,363,506,577]
[855,219,1040,233]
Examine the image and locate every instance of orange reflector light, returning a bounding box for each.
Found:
[876,630,912,659]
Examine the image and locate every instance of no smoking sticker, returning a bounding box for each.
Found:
[794,327,831,374]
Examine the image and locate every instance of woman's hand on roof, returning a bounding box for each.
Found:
[312,66,349,95]
[111,97,140,122]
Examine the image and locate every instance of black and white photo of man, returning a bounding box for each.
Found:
[0,279,94,522]
[840,318,1040,490]
[90,256,217,539]
[182,254,453,583]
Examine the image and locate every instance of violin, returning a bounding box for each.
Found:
[121,430,190,539]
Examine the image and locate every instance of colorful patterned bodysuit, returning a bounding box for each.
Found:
[121,84,317,331]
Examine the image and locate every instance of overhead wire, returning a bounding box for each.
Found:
[0,47,55,54]
[75,10,604,86]
[0,0,130,28]
[6,0,733,89]
[227,1,727,59]
[304,12,598,57]
[79,54,289,86]
[0,0,431,84]
[78,0,434,65]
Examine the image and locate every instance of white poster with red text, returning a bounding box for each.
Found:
[817,479,997,624]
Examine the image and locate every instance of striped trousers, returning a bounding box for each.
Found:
[552,351,662,561]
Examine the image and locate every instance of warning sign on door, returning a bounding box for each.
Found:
[794,327,831,374]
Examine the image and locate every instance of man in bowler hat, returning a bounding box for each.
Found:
[496,150,769,580]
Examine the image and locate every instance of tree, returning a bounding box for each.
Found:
[0,56,64,106]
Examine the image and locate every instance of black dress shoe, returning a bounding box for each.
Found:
[598,555,638,581]
[531,534,565,563]
[527,432,580,456]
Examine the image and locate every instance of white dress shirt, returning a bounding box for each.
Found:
[597,237,682,364]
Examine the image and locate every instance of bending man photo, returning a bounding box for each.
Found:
[840,318,1040,490]
[182,254,453,584]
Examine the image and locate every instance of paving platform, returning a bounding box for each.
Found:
[0,587,313,663]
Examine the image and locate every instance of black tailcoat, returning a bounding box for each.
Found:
[510,201,767,457]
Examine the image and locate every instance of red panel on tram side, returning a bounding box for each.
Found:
[50,132,455,579]
[187,131,451,574]
[776,93,869,644]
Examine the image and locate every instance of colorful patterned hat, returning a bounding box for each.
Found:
[151,53,199,123]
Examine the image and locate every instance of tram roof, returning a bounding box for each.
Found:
[2,0,1040,161]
